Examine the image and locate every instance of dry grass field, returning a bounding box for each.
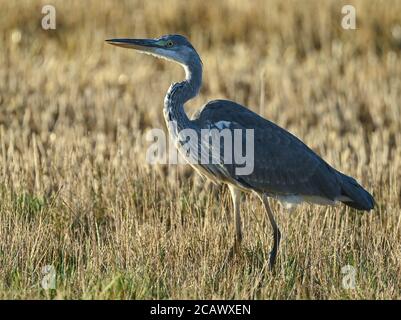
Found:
[0,0,400,299]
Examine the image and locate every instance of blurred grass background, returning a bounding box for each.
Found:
[0,0,400,299]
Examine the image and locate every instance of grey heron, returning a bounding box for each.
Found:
[106,34,374,269]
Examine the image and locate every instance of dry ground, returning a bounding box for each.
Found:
[0,0,400,299]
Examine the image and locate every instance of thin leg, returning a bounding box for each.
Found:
[258,194,281,269]
[228,185,242,255]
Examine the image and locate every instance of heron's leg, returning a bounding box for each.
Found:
[228,185,242,255]
[259,194,281,269]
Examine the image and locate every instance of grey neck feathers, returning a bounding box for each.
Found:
[163,57,202,132]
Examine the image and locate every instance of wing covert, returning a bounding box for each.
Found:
[192,99,342,199]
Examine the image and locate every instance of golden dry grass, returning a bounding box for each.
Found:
[0,0,400,299]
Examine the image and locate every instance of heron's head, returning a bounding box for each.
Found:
[106,34,201,67]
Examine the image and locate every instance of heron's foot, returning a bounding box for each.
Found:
[268,250,278,270]
[228,237,242,260]
[268,229,281,271]
[217,238,242,276]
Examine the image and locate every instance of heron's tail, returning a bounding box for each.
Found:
[337,172,375,211]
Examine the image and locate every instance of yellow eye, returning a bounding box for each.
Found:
[166,40,174,47]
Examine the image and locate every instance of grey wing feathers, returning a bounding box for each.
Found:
[192,99,343,200]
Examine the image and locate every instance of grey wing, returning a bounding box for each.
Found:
[192,99,343,200]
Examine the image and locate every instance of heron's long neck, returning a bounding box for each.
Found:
[163,59,202,133]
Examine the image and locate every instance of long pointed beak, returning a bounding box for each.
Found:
[105,38,159,52]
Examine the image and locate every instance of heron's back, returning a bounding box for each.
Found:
[192,99,374,210]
